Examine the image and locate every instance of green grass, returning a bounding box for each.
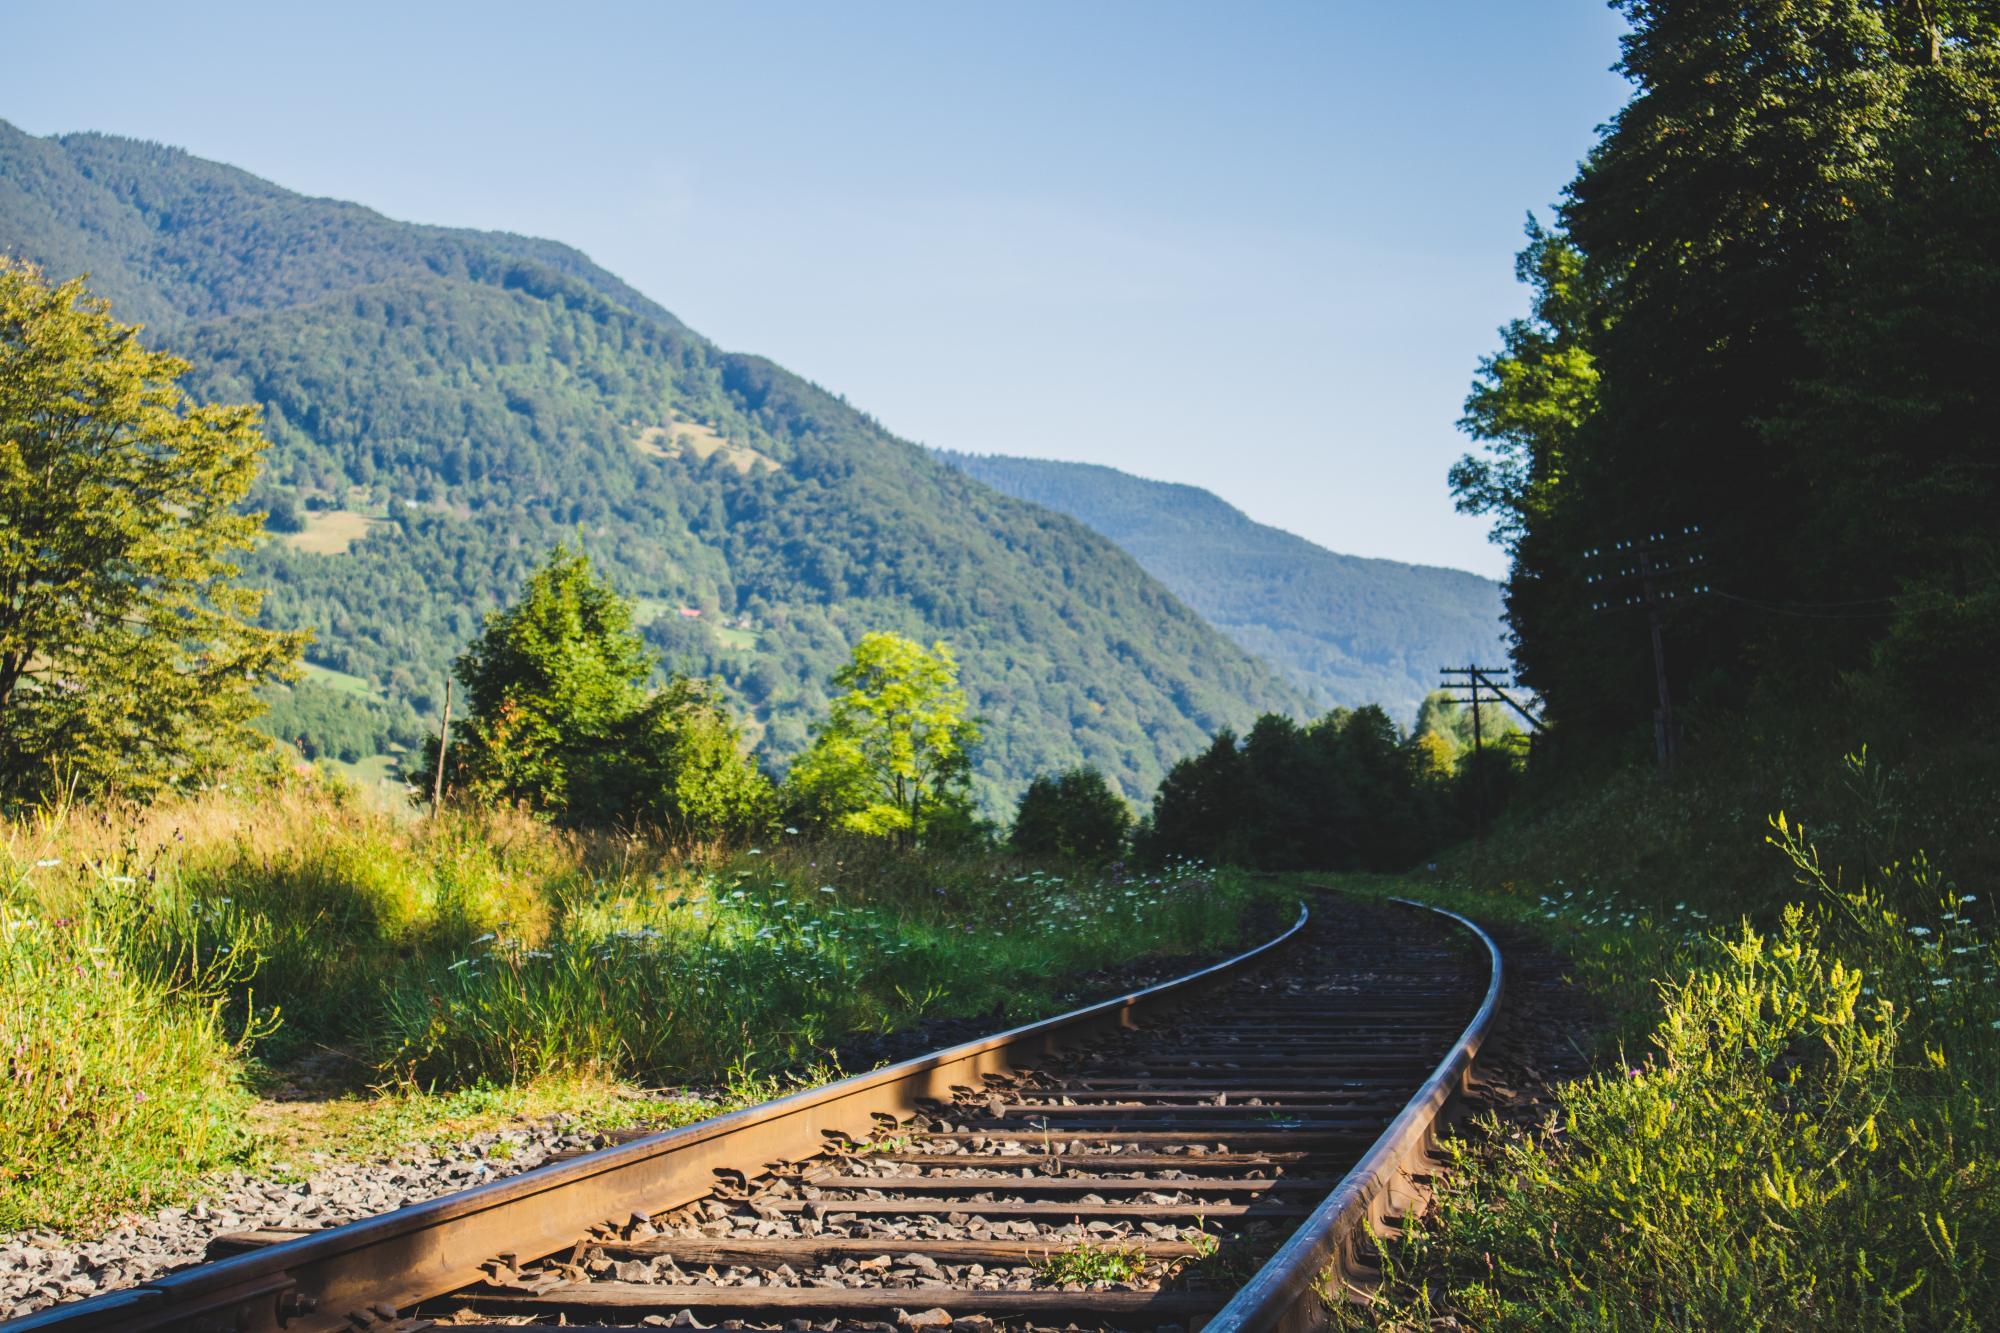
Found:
[0,856,269,1229]
[714,625,760,650]
[0,776,1282,1230]
[300,659,381,700]
[1327,749,2000,1331]
[325,751,403,791]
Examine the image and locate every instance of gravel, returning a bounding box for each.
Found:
[0,919,1285,1322]
[0,1116,625,1321]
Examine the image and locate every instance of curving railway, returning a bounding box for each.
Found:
[6,895,1500,1333]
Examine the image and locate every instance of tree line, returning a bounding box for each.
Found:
[1451,0,2000,762]
[1,252,1509,875]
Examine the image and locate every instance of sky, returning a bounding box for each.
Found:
[3,1,1630,579]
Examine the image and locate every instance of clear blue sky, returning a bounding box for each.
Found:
[5,1,1630,578]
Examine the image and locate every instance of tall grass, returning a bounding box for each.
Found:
[0,828,267,1229]
[1336,753,2000,1330]
[381,852,1246,1084]
[1,771,1276,1229]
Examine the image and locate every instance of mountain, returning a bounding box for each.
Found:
[937,453,1507,722]
[0,120,1313,805]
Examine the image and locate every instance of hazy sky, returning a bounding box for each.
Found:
[4,1,1630,578]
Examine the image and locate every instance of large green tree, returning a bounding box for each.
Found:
[419,545,771,837]
[1453,0,2000,752]
[786,632,981,846]
[0,262,303,801]
[1009,766,1132,863]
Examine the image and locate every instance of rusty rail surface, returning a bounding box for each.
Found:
[1206,900,1504,1333]
[7,895,1501,1333]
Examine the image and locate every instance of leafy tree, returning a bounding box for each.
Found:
[0,261,304,801]
[587,677,774,844]
[1010,766,1132,862]
[427,545,651,812]
[786,632,980,847]
[1135,730,1248,866]
[1448,1,2000,759]
[417,545,771,836]
[1136,705,1475,872]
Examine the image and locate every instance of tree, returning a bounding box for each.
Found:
[1010,766,1132,862]
[588,676,774,844]
[1134,730,1245,865]
[415,544,771,836]
[786,632,980,847]
[0,262,305,801]
[424,544,652,812]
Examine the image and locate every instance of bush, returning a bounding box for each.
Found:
[1010,767,1132,862]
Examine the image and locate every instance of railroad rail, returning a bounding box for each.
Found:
[8,895,1500,1333]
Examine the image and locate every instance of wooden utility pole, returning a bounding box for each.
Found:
[1441,665,1519,837]
[431,678,452,817]
[1638,548,1676,772]
[1583,525,1708,773]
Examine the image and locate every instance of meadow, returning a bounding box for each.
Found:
[0,770,1276,1231]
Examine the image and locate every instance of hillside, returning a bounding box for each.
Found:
[0,120,1312,805]
[938,452,1506,721]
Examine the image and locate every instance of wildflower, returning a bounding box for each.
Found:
[1908,926,1933,937]
[784,826,800,835]
[819,886,836,894]
[34,858,59,868]
[748,848,763,855]
[1961,894,1978,903]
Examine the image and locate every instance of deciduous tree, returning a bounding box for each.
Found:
[786,632,980,847]
[0,262,304,801]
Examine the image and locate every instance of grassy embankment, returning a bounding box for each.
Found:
[1325,740,2000,1330]
[0,772,1279,1232]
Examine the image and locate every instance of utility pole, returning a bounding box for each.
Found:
[1440,665,1515,836]
[1584,525,1708,773]
[431,678,452,818]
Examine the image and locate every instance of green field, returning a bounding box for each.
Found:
[299,660,380,699]
[714,625,759,650]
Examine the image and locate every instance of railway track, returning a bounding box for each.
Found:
[8,895,1500,1333]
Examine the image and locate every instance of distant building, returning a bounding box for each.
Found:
[677,606,702,618]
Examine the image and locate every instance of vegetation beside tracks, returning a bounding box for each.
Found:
[0,775,1282,1232]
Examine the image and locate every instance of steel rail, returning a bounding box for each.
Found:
[1205,898,1505,1333]
[6,905,1310,1333]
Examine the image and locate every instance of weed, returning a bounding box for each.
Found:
[1035,1234,1148,1285]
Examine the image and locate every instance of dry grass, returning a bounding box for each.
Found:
[634,418,778,474]
[283,508,388,555]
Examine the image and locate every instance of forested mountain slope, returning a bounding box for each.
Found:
[938,452,1506,721]
[0,119,1311,804]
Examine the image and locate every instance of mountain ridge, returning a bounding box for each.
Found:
[937,451,1508,721]
[1,117,1315,806]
